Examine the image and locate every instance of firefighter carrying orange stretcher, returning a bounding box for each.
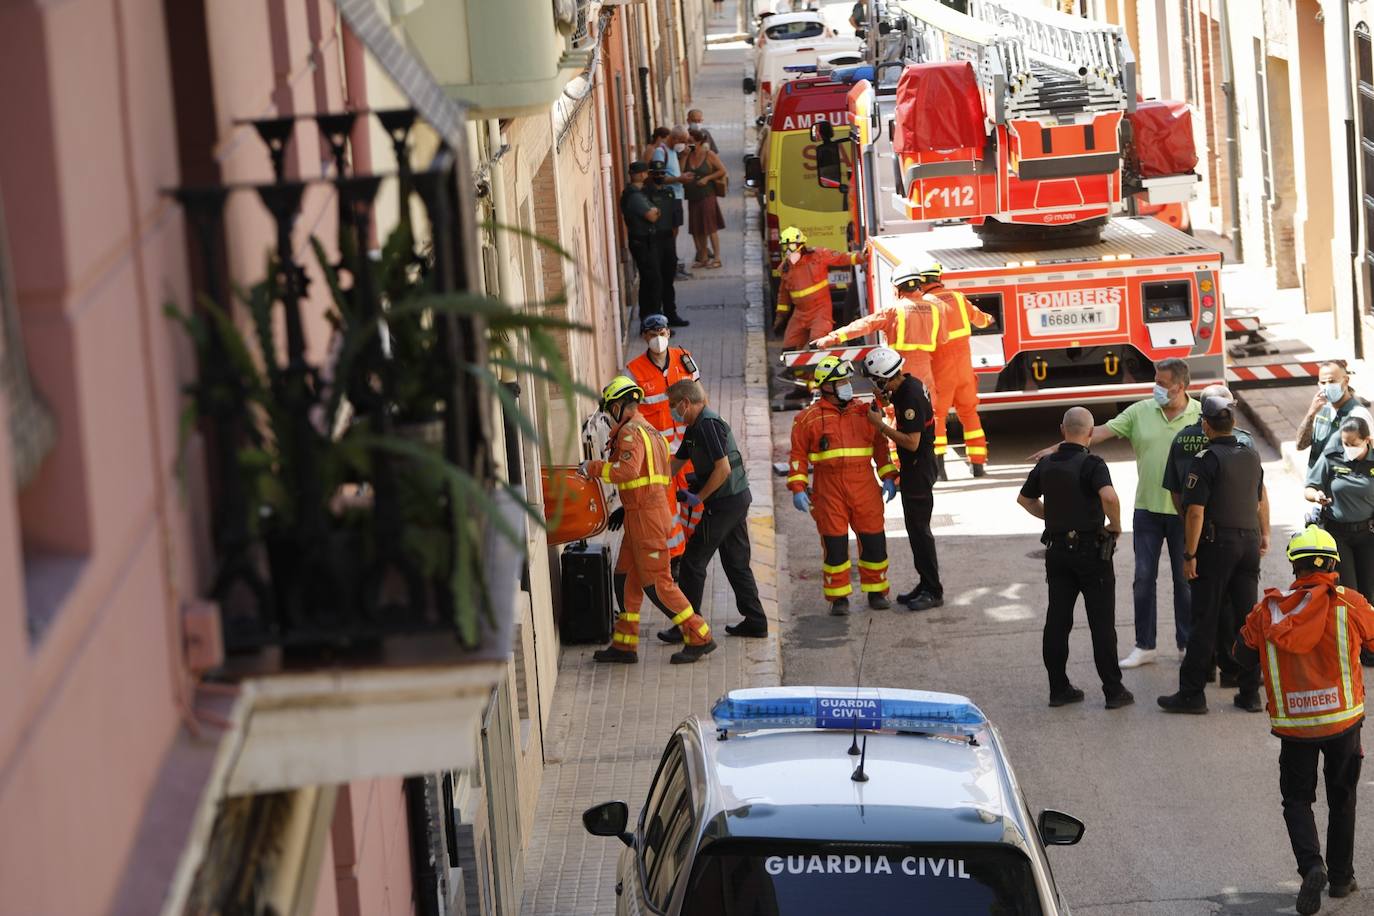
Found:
[811,259,994,478]
[586,376,716,665]
[787,356,898,616]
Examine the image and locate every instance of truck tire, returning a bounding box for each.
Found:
[973,217,1106,249]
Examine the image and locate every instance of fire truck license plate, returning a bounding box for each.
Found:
[1027,305,1116,336]
[828,269,849,287]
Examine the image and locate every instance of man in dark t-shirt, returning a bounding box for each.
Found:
[662,378,768,638]
[860,347,942,609]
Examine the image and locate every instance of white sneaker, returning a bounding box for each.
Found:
[1119,647,1158,668]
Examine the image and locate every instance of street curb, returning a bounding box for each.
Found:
[741,69,785,688]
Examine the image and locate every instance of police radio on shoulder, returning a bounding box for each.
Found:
[710,686,987,737]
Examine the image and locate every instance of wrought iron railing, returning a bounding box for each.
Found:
[169,108,514,658]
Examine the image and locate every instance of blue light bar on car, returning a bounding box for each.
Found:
[782,64,820,73]
[710,687,987,736]
[831,64,874,84]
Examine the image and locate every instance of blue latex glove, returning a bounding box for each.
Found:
[578,460,591,477]
[676,489,702,507]
[882,478,898,503]
[792,490,812,513]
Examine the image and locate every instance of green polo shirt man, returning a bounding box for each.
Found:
[1028,358,1200,670]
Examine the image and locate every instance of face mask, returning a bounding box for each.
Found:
[1345,442,1367,461]
[648,335,669,354]
[835,382,854,402]
[1152,384,1171,406]
[1322,382,1345,402]
[673,143,687,153]
[670,405,686,424]
[787,249,802,265]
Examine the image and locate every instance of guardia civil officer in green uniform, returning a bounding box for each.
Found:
[1017,406,1133,710]
[658,378,768,639]
[1162,383,1260,686]
[1159,396,1270,714]
[1304,415,1374,666]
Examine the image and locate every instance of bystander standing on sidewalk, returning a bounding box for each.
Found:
[683,129,727,269]
[1298,360,1373,467]
[650,125,696,280]
[688,109,718,152]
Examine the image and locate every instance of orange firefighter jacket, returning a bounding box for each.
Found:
[775,248,860,316]
[626,347,700,449]
[588,417,685,553]
[786,398,898,493]
[930,286,995,361]
[1239,572,1374,740]
[813,296,941,354]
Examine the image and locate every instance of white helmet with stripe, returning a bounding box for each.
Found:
[859,346,904,382]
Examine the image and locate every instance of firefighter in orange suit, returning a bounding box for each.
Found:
[810,260,941,396]
[1234,526,1374,914]
[923,260,995,478]
[587,376,716,665]
[770,227,865,349]
[624,312,704,541]
[787,356,899,616]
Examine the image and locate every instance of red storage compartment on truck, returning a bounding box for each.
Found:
[892,62,985,154]
[1127,100,1198,178]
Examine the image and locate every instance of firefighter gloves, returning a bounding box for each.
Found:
[882,478,899,503]
[793,491,812,513]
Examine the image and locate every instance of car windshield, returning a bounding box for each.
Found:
[681,841,1044,916]
[766,21,825,40]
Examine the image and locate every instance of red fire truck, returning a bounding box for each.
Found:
[786,0,1219,406]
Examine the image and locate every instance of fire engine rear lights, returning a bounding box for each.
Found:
[711,687,987,736]
[1202,295,1215,308]
[1199,327,1212,339]
[1200,279,1214,293]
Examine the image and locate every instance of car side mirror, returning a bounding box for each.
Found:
[744,155,764,188]
[583,801,634,848]
[809,120,835,144]
[743,76,757,94]
[1038,809,1085,846]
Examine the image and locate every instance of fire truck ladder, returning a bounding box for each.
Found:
[891,0,1135,126]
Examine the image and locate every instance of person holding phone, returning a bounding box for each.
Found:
[1298,361,1372,467]
[1305,415,1374,667]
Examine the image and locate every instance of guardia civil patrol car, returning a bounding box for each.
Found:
[583,687,1083,914]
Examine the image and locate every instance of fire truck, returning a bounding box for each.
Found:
[784,0,1220,409]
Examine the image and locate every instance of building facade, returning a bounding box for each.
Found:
[0,0,705,914]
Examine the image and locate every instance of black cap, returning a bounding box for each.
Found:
[629,160,649,175]
[640,313,669,332]
[1201,395,1234,421]
[647,159,668,173]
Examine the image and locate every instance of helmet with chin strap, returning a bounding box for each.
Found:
[1287,524,1340,570]
[813,355,854,387]
[600,375,644,414]
[860,346,904,382]
[779,226,807,248]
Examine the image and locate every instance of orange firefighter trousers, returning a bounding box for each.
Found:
[609,510,712,651]
[813,473,889,600]
[932,340,986,465]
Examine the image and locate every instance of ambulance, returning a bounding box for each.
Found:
[744,77,858,306]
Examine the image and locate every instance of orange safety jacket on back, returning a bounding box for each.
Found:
[814,297,940,354]
[590,417,686,555]
[775,248,860,316]
[786,398,898,492]
[1239,572,1374,741]
[930,285,994,363]
[626,347,700,449]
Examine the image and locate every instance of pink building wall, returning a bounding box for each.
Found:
[0,1,410,913]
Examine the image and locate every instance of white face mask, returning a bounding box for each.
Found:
[1345,442,1367,461]
[673,143,687,153]
[647,335,669,354]
[787,249,802,265]
[835,382,854,402]
[1152,383,1171,406]
[1322,382,1346,403]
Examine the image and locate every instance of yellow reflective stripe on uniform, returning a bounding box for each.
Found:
[601,462,613,483]
[1266,642,1284,713]
[618,427,673,490]
[665,528,686,550]
[1271,706,1365,728]
[833,330,849,343]
[893,301,938,351]
[857,559,888,570]
[945,293,973,340]
[696,623,710,637]
[794,278,829,298]
[787,474,809,485]
[963,427,986,439]
[966,446,988,456]
[824,583,854,597]
[808,446,874,462]
[670,607,697,625]
[776,302,791,313]
[876,463,897,477]
[933,436,948,445]
[620,613,641,623]
[822,560,853,574]
[1338,604,1354,708]
[612,632,639,645]
[861,580,890,593]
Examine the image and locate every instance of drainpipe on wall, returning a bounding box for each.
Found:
[1339,0,1365,355]
[1218,0,1243,261]
[621,10,638,155]
[594,47,626,366]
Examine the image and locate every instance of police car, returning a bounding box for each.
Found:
[583,687,1083,914]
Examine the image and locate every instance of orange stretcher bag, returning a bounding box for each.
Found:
[541,466,609,546]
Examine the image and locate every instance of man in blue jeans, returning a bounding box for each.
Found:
[1030,357,1201,667]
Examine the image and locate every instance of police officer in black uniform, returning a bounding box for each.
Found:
[619,162,688,327]
[859,346,944,610]
[1159,395,1270,714]
[1162,383,1264,686]
[646,160,685,326]
[1018,406,1132,709]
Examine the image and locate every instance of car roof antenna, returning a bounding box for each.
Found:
[848,618,873,757]
[851,735,870,783]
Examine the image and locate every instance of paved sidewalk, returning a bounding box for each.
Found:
[518,10,781,914]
